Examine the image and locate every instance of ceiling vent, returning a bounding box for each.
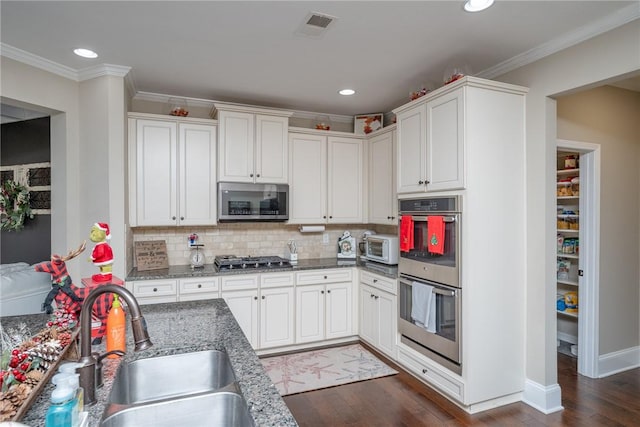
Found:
[296,12,338,38]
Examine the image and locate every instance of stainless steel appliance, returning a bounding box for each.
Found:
[398,195,462,374]
[398,196,461,287]
[214,255,292,271]
[364,234,399,265]
[218,182,288,222]
[398,277,461,373]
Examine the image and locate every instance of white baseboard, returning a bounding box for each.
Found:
[598,346,640,378]
[557,331,577,345]
[522,379,563,414]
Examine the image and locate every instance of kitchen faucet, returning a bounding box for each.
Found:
[76,284,153,405]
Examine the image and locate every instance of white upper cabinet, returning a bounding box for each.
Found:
[216,105,291,184]
[288,131,363,224]
[395,85,464,194]
[128,115,217,227]
[368,128,397,224]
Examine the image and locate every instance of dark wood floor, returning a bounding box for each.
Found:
[284,343,640,426]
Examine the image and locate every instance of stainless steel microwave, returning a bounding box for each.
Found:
[364,234,399,265]
[218,182,288,222]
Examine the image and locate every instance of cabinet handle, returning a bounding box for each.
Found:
[327,290,331,294]
[422,368,428,375]
[390,216,395,220]
[321,290,325,294]
[324,276,328,279]
[250,173,254,177]
[329,215,333,219]
[197,284,202,288]
[387,216,391,220]
[426,180,430,184]
[373,279,378,283]
[370,294,375,298]
[418,180,424,185]
[262,295,265,300]
[375,295,379,299]
[256,174,260,177]
[180,216,184,220]
[254,296,258,300]
[323,215,327,219]
[153,288,158,292]
[172,216,176,220]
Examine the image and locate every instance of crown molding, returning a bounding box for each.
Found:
[0,43,78,81]
[478,3,640,79]
[134,91,216,109]
[77,63,131,81]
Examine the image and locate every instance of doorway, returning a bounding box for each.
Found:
[556,139,600,378]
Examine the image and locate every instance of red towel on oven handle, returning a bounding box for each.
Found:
[427,215,445,255]
[400,215,414,252]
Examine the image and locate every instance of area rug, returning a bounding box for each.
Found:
[261,343,398,396]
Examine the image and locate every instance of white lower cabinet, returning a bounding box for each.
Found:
[178,277,219,302]
[397,344,464,402]
[127,279,178,305]
[221,273,294,350]
[359,272,397,359]
[295,269,355,344]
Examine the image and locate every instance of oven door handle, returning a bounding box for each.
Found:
[410,216,457,223]
[399,278,457,297]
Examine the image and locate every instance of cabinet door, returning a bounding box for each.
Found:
[134,120,178,226]
[377,290,397,359]
[426,89,464,191]
[218,110,254,182]
[178,123,217,225]
[359,284,378,345]
[368,130,397,224]
[295,284,324,343]
[397,104,427,194]
[260,286,295,349]
[255,115,288,184]
[325,281,353,340]
[222,289,259,348]
[288,133,327,223]
[327,136,363,223]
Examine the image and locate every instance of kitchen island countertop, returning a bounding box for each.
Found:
[9,299,297,427]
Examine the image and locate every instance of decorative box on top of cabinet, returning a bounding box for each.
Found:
[288,129,364,224]
[128,113,217,226]
[214,103,292,184]
[394,82,464,194]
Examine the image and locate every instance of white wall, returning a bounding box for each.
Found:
[1,57,128,281]
[497,19,640,399]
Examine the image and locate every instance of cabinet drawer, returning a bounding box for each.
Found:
[132,280,177,297]
[179,278,219,295]
[360,271,397,295]
[260,272,294,288]
[296,268,353,285]
[221,274,259,291]
[397,345,464,402]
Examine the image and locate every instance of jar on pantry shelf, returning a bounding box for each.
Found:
[564,155,577,169]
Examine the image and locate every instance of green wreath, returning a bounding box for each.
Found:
[0,179,34,231]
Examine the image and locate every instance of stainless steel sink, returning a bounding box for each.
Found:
[108,350,236,404]
[102,349,255,426]
[100,391,255,427]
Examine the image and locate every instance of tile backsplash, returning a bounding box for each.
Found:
[131,223,397,267]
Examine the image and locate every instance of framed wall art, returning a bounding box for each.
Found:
[354,113,383,135]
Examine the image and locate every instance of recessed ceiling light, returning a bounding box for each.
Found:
[464,0,494,12]
[73,48,98,59]
[338,89,355,96]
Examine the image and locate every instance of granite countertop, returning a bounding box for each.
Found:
[7,299,297,427]
[126,257,398,281]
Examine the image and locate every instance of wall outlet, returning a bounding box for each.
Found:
[322,233,330,244]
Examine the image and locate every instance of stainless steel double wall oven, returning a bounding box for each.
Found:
[397,196,462,374]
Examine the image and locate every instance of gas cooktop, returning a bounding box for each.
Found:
[214,255,292,271]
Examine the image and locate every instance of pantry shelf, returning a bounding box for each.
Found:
[557,310,578,318]
[557,168,579,176]
[557,253,578,259]
[557,279,579,287]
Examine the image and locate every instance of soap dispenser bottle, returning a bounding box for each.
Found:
[45,384,76,427]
